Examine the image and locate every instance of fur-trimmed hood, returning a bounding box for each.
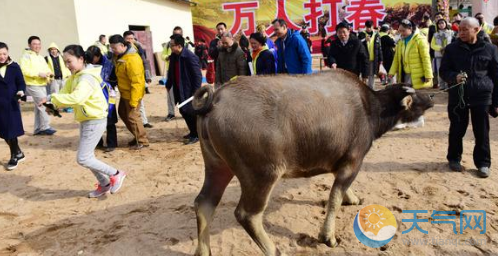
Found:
[0,57,13,68]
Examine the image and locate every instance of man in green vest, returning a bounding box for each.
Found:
[94,35,109,57]
[358,20,383,90]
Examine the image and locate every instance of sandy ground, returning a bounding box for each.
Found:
[0,78,498,256]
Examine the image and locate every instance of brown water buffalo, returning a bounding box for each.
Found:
[192,70,433,256]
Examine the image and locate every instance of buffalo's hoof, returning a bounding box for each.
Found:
[324,239,339,248]
[318,234,339,248]
[276,248,286,256]
[342,198,363,206]
[194,250,212,256]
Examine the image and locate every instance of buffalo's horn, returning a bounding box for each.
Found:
[402,86,416,94]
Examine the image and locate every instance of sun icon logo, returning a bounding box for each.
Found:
[363,208,385,231]
[353,204,397,248]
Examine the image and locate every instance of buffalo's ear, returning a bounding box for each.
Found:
[400,95,413,110]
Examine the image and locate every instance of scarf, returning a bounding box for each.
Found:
[0,57,12,68]
[251,46,268,75]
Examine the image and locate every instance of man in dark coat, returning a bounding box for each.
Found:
[358,20,383,89]
[328,23,369,79]
[208,22,228,66]
[0,42,26,170]
[167,34,202,145]
[440,17,498,178]
[215,32,247,88]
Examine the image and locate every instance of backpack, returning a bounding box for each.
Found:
[100,81,116,117]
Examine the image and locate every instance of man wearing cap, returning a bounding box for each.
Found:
[45,43,70,95]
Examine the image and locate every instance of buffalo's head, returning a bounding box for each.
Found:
[384,84,434,123]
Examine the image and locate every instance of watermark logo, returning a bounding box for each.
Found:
[401,210,486,234]
[353,204,397,248]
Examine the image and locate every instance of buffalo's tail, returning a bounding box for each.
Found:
[193,85,214,116]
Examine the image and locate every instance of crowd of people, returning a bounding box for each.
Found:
[0,12,498,198]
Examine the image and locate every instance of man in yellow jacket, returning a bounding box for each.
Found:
[45,43,71,95]
[109,34,149,150]
[475,13,494,35]
[19,36,56,136]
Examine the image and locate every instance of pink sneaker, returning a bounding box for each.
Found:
[88,184,110,198]
[110,171,126,194]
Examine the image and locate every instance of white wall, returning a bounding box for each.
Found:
[1,0,80,61]
[73,0,194,52]
[472,0,498,24]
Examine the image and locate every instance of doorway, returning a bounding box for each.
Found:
[129,25,156,76]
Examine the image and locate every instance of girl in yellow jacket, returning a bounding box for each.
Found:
[40,45,126,198]
[431,19,453,90]
[388,19,433,129]
[389,19,433,88]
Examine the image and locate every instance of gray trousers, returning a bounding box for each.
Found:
[433,57,447,89]
[139,99,149,124]
[167,89,175,116]
[47,79,65,95]
[404,74,412,84]
[368,61,375,90]
[77,119,118,186]
[26,85,51,133]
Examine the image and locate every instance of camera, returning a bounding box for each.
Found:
[43,102,62,118]
[16,94,27,102]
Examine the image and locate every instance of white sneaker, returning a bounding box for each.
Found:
[110,171,126,194]
[88,184,111,198]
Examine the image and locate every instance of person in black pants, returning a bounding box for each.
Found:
[379,24,396,84]
[87,46,118,152]
[440,17,498,178]
[167,34,202,145]
[0,42,27,170]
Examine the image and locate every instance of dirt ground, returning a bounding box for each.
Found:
[0,79,497,256]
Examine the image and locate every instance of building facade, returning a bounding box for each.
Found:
[2,0,194,73]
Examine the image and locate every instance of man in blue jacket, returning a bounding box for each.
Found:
[167,34,202,145]
[273,19,312,74]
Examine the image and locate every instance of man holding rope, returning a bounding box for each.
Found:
[440,17,498,178]
[167,34,202,145]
